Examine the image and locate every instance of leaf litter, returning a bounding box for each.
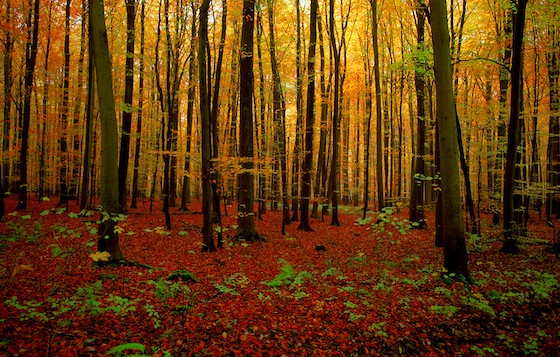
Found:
[0,197,559,356]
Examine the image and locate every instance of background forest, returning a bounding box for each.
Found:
[3,0,559,232]
[1,0,560,355]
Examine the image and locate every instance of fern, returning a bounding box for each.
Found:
[106,342,149,357]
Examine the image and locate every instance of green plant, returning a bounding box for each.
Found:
[143,304,161,329]
[525,270,558,299]
[106,294,137,315]
[471,345,499,356]
[368,322,388,337]
[106,342,150,357]
[461,295,495,316]
[430,305,458,317]
[74,281,104,317]
[371,207,418,235]
[523,337,539,355]
[264,259,311,287]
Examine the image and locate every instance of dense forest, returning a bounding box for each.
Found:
[1,0,560,355]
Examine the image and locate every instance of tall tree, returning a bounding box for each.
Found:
[267,0,290,229]
[429,0,469,277]
[546,23,560,221]
[328,0,342,226]
[502,0,528,253]
[409,0,427,227]
[298,0,318,231]
[16,0,40,210]
[292,0,304,222]
[370,0,385,211]
[131,0,146,209]
[235,0,261,241]
[2,0,13,195]
[118,0,137,212]
[90,0,124,261]
[179,1,197,211]
[199,0,216,252]
[58,0,72,207]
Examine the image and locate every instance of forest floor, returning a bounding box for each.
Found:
[0,197,559,357]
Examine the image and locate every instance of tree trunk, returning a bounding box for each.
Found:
[328,0,341,226]
[57,0,71,207]
[118,0,136,212]
[429,0,469,277]
[410,1,427,227]
[312,14,329,219]
[371,0,384,211]
[502,0,528,253]
[199,0,217,252]
[547,24,560,221]
[90,0,124,262]
[267,0,290,229]
[236,0,261,241]
[131,0,146,209]
[298,0,317,231]
[17,0,40,210]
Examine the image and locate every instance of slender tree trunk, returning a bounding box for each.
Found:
[410,1,427,227]
[90,0,124,261]
[298,0,317,231]
[502,0,528,253]
[58,0,72,207]
[328,0,341,226]
[210,0,227,247]
[118,0,136,212]
[371,0,384,211]
[312,14,328,219]
[17,0,40,210]
[180,2,197,211]
[236,0,261,241]
[267,0,290,229]
[547,24,560,221]
[291,0,303,222]
[80,25,95,211]
[2,0,13,194]
[429,0,469,277]
[199,0,216,252]
[131,0,146,209]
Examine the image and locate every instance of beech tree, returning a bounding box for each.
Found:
[235,0,261,241]
[118,0,136,212]
[429,0,469,277]
[16,0,40,210]
[90,0,124,261]
[298,0,318,231]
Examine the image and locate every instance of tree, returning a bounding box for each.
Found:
[131,0,146,210]
[90,0,124,262]
[235,0,262,241]
[370,0,385,211]
[118,0,137,212]
[199,0,216,252]
[328,0,342,226]
[298,0,318,231]
[266,0,290,230]
[16,0,40,210]
[502,0,528,253]
[429,0,469,277]
[409,0,427,227]
[58,0,72,207]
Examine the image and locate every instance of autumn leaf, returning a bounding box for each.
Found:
[89,251,112,262]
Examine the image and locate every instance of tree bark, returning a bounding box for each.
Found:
[298,0,317,231]
[17,0,40,210]
[118,0,136,212]
[429,0,469,277]
[236,0,261,241]
[502,0,528,253]
[90,0,124,262]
